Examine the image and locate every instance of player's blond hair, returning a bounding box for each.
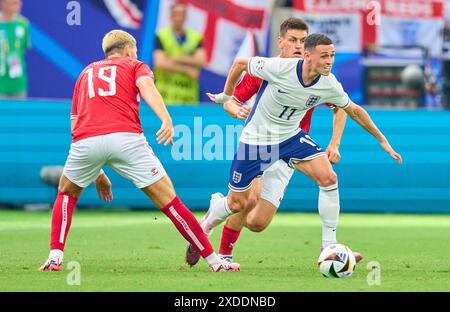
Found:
[102,30,137,57]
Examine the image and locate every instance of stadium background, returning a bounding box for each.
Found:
[1,0,450,294]
[1,0,448,213]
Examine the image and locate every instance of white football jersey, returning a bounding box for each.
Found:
[240,56,350,145]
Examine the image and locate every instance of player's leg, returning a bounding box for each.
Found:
[293,154,339,248]
[186,180,257,266]
[199,141,262,236]
[218,159,293,262]
[218,178,261,260]
[246,160,294,232]
[246,199,277,232]
[185,144,262,266]
[278,131,339,249]
[40,136,105,271]
[108,133,239,272]
[200,178,254,237]
[291,143,363,262]
[141,176,239,271]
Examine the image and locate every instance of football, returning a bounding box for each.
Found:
[318,243,356,278]
[401,64,424,89]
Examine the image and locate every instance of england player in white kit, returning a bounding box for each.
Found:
[197,34,403,262]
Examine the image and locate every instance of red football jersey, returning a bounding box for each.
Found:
[233,73,335,134]
[71,56,154,142]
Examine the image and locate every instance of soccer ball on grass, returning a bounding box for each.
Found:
[318,243,356,278]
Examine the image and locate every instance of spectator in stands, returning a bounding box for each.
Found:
[153,2,206,105]
[0,0,31,99]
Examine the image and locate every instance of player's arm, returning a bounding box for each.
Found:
[137,77,174,146]
[224,57,249,96]
[211,73,256,119]
[344,101,402,164]
[326,107,347,164]
[206,57,249,104]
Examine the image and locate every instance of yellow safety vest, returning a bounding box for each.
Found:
[154,27,203,105]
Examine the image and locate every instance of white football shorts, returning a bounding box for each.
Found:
[260,159,295,208]
[63,132,166,189]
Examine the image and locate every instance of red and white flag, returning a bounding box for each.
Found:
[156,0,271,75]
[103,0,143,29]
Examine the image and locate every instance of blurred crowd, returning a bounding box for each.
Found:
[1,0,450,108]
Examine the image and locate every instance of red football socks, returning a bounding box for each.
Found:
[161,196,214,258]
[50,192,78,251]
[219,225,241,256]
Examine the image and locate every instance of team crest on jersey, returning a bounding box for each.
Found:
[306,95,321,108]
[255,59,265,71]
[232,171,242,183]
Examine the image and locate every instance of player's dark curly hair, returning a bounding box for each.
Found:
[279,17,309,37]
[304,33,333,51]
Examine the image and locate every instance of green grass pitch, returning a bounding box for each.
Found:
[1,209,449,291]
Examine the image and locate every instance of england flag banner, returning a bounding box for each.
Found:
[156,0,271,76]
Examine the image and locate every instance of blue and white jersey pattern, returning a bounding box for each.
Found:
[241,56,350,145]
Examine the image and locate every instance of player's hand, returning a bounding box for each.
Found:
[325,143,341,164]
[380,140,403,164]
[224,101,251,120]
[236,104,251,120]
[95,172,113,202]
[206,92,232,104]
[157,119,174,146]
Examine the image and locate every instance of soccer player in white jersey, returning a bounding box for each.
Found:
[38,30,239,273]
[193,33,402,266]
[186,19,362,267]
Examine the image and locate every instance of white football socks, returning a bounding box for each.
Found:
[201,194,232,236]
[49,249,63,260]
[204,252,221,265]
[318,184,340,248]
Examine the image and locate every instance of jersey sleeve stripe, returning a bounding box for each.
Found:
[70,115,78,120]
[247,57,253,77]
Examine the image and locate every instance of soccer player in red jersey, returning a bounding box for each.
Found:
[38,30,239,273]
[186,18,361,266]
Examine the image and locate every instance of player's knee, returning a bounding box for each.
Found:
[58,186,81,198]
[228,197,245,213]
[58,177,82,197]
[246,216,268,232]
[317,170,337,187]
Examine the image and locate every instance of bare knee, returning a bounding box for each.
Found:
[227,196,246,213]
[317,170,337,188]
[58,175,83,198]
[246,216,268,232]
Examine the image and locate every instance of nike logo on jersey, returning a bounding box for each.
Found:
[316,147,322,151]
[277,89,289,94]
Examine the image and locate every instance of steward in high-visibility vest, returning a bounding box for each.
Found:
[153,26,203,105]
